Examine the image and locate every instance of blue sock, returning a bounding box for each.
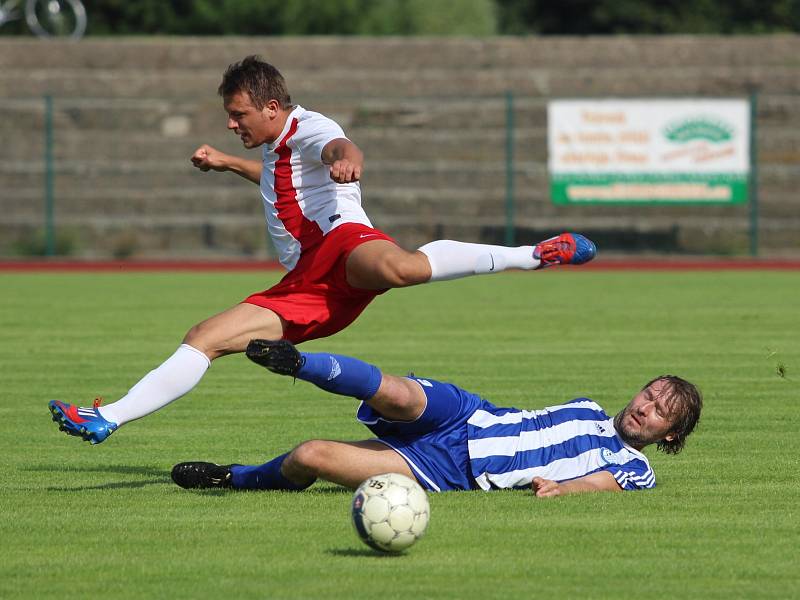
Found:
[296,352,382,400]
[230,453,313,491]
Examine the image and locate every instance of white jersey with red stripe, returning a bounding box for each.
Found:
[259,105,374,270]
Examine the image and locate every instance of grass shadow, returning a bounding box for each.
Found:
[47,478,167,492]
[25,464,165,476]
[24,464,171,492]
[185,484,353,497]
[326,548,404,558]
[29,468,354,495]
[307,485,352,495]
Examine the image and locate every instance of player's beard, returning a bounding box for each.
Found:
[614,410,652,448]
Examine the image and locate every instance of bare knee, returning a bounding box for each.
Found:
[286,440,330,476]
[368,376,426,421]
[183,323,203,346]
[375,252,430,288]
[183,322,212,354]
[182,321,228,361]
[182,303,285,361]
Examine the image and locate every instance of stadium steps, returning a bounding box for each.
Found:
[3,160,798,197]
[4,65,800,98]
[2,36,799,69]
[2,117,798,168]
[1,36,799,257]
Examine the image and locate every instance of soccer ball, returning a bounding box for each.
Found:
[351,473,430,553]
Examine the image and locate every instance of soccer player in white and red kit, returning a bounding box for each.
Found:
[49,56,597,444]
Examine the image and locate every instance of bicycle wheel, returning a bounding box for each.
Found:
[25,0,86,39]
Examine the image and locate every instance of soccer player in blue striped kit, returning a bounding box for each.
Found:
[172,340,702,496]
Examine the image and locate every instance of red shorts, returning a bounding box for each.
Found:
[243,222,396,343]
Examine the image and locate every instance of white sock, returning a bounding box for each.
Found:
[97,344,211,426]
[417,240,539,282]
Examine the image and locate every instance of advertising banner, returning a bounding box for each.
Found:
[548,99,750,204]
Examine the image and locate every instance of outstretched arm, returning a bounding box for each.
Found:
[321,138,363,183]
[532,471,621,497]
[191,144,262,184]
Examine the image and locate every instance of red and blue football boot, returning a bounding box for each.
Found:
[533,233,597,268]
[48,398,118,445]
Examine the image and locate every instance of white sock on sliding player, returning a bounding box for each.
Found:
[418,240,538,282]
[97,344,210,426]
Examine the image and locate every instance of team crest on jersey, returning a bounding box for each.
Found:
[599,447,616,465]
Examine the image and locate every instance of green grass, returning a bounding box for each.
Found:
[1,270,798,598]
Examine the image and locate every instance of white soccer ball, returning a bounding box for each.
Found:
[351,472,430,553]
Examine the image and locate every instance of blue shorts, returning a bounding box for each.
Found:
[356,377,488,492]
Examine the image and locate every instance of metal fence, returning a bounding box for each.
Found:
[0,91,794,259]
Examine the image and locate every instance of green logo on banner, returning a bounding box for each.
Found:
[664,118,733,143]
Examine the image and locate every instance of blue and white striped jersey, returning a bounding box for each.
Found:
[467,398,655,491]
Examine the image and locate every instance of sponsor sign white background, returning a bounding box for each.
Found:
[548,99,750,174]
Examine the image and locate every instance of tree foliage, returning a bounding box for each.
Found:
[2,0,797,36]
[82,0,497,36]
[494,0,800,34]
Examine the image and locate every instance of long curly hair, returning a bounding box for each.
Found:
[645,375,703,454]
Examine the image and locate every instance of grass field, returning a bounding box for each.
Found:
[1,269,798,599]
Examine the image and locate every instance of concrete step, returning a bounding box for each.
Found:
[0,221,271,259]
[0,128,532,162]
[5,94,800,134]
[3,158,799,194]
[2,180,797,226]
[0,166,525,196]
[5,210,793,234]
[3,64,800,98]
[3,212,796,260]
[4,124,799,171]
[3,96,799,166]
[2,36,799,71]
[0,96,547,133]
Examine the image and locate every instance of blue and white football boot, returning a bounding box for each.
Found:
[48,398,118,445]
